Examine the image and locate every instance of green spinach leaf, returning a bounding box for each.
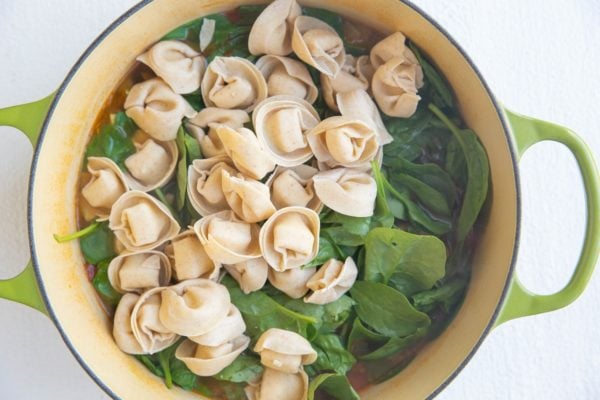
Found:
[412,276,468,313]
[85,112,137,169]
[175,127,188,210]
[445,136,467,188]
[92,260,121,306]
[224,276,318,340]
[303,236,339,268]
[308,373,360,400]
[409,43,454,109]
[350,281,430,337]
[80,221,116,264]
[429,104,489,241]
[215,354,263,383]
[321,295,355,332]
[310,334,356,375]
[363,227,447,295]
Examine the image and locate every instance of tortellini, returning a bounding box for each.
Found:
[259,207,320,271]
[306,116,379,169]
[113,293,144,354]
[370,32,424,118]
[137,40,206,94]
[321,55,374,112]
[185,108,250,158]
[187,156,237,216]
[246,368,308,400]
[337,88,394,145]
[305,257,358,304]
[159,279,231,337]
[164,230,220,281]
[268,266,315,299]
[216,125,276,180]
[175,335,250,376]
[130,287,180,354]
[313,168,377,217]
[248,0,301,56]
[254,328,317,373]
[292,16,345,77]
[123,136,178,192]
[253,95,320,167]
[222,170,276,223]
[107,251,172,293]
[256,55,318,103]
[201,56,268,112]
[194,210,261,264]
[224,258,269,294]
[267,165,321,211]
[189,305,246,346]
[109,191,180,251]
[124,78,196,141]
[81,157,128,220]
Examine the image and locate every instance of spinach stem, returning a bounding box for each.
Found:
[428,103,461,138]
[158,351,173,389]
[53,221,100,243]
[154,188,180,223]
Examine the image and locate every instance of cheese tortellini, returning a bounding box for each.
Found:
[201,56,268,112]
[225,258,270,294]
[248,0,301,56]
[292,16,345,77]
[124,78,196,141]
[81,157,128,220]
[254,328,317,373]
[256,55,318,103]
[259,207,320,271]
[305,257,358,304]
[313,168,377,217]
[253,95,320,167]
[267,165,321,211]
[222,170,276,223]
[321,54,374,112]
[164,230,220,281]
[123,136,178,192]
[137,40,206,94]
[187,156,237,216]
[109,191,180,251]
[107,250,172,293]
[185,108,250,158]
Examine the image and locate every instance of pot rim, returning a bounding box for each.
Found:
[27,1,522,399]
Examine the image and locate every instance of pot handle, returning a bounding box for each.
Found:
[0,93,56,314]
[495,109,599,326]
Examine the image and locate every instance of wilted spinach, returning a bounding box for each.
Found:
[85,112,137,169]
[309,334,356,375]
[308,373,360,400]
[215,354,263,383]
[92,260,121,306]
[80,221,116,265]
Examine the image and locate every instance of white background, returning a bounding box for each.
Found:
[0,0,599,399]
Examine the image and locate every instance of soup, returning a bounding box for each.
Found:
[54,1,490,399]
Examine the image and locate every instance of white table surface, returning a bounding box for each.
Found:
[0,0,598,399]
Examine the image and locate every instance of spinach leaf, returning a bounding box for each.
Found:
[371,160,395,229]
[308,373,360,400]
[182,90,205,112]
[303,236,339,268]
[175,127,187,210]
[170,358,199,391]
[321,295,355,332]
[158,345,174,388]
[347,318,387,358]
[409,43,454,109]
[363,227,447,295]
[360,329,426,361]
[350,281,430,337]
[382,175,452,235]
[223,276,318,340]
[80,221,116,264]
[386,157,457,217]
[310,334,356,375]
[135,354,164,378]
[412,277,468,313]
[184,129,202,161]
[85,112,137,169]
[215,354,263,383]
[429,104,489,241]
[92,260,121,306]
[445,136,467,188]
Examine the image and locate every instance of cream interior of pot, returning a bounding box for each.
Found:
[31,0,518,398]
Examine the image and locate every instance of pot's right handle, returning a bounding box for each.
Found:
[495,109,599,326]
[0,94,56,315]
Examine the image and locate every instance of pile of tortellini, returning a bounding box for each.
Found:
[78,0,423,397]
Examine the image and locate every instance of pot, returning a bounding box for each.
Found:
[0,0,598,399]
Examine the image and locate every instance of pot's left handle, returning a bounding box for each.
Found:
[0,93,56,315]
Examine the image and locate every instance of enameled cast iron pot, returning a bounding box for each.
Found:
[0,1,598,399]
